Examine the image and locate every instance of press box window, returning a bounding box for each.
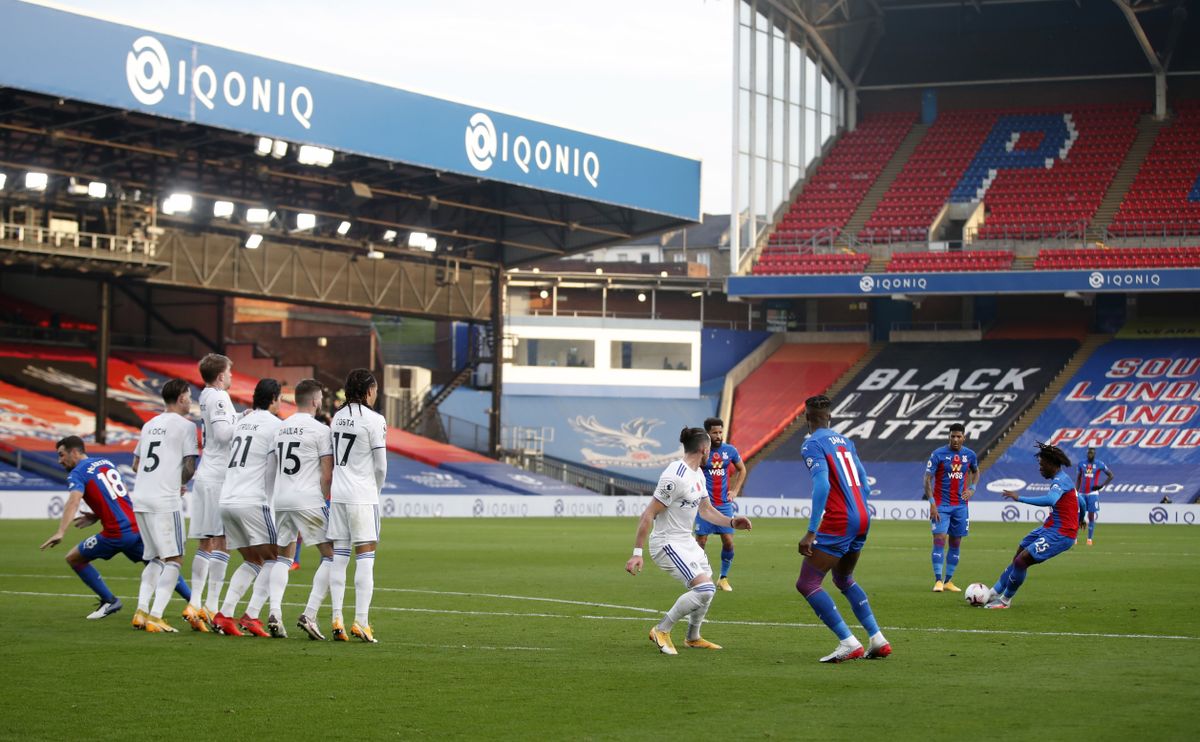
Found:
[611,341,691,370]
[510,338,594,368]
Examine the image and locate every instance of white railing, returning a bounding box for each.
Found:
[0,222,157,256]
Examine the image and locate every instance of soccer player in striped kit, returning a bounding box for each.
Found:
[1075,447,1112,546]
[626,426,752,655]
[695,417,745,592]
[797,395,890,663]
[925,423,978,593]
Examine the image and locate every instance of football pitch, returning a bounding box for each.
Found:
[1,518,1197,741]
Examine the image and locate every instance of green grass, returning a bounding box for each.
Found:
[1,519,1198,741]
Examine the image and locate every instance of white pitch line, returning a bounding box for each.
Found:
[2,589,1194,642]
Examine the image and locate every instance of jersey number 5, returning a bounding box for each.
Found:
[276,441,301,475]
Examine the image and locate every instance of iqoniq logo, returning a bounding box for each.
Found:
[1089,272,1105,289]
[464,112,601,187]
[859,275,875,292]
[124,35,314,128]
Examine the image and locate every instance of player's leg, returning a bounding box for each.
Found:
[348,504,382,643]
[68,537,122,618]
[1086,497,1099,544]
[267,541,296,637]
[930,512,950,590]
[186,483,212,613]
[298,540,335,640]
[831,547,889,658]
[328,542,352,640]
[986,548,1036,608]
[241,507,279,636]
[796,541,864,662]
[204,535,230,620]
[146,512,186,632]
[649,541,716,654]
[942,508,968,592]
[717,531,735,590]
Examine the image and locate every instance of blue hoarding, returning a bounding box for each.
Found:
[0,0,700,220]
[727,268,1200,299]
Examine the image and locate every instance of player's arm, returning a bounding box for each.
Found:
[625,497,668,575]
[319,454,333,501]
[208,417,234,448]
[264,448,277,495]
[1100,467,1114,490]
[698,497,751,530]
[1001,489,1058,506]
[800,461,831,557]
[181,455,198,486]
[924,470,940,522]
[372,418,388,493]
[40,490,85,550]
[1075,467,1083,490]
[964,460,979,502]
[727,458,747,499]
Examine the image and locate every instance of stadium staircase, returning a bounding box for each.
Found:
[835,123,929,249]
[978,333,1111,469]
[745,341,886,469]
[1086,114,1167,243]
[225,340,315,388]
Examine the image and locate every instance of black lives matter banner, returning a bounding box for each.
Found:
[827,340,1078,460]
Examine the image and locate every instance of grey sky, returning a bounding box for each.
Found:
[38,0,734,216]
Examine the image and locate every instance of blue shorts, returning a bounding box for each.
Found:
[695,503,734,537]
[813,531,868,559]
[1084,494,1100,514]
[1018,528,1074,563]
[77,532,143,563]
[931,504,970,538]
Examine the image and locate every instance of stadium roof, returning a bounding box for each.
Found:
[0,0,702,268]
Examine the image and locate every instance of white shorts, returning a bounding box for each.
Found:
[135,510,185,561]
[275,507,330,547]
[220,504,277,550]
[650,538,712,587]
[187,478,225,539]
[326,502,381,546]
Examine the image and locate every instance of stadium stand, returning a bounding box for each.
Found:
[728,343,867,459]
[886,249,1014,272]
[125,352,297,417]
[0,294,96,331]
[766,111,916,247]
[751,251,870,275]
[1109,100,1200,239]
[1033,246,1200,269]
[0,378,139,453]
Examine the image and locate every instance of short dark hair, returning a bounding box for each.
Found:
[198,353,231,384]
[162,378,190,405]
[948,423,965,434]
[253,378,282,410]
[56,435,86,453]
[805,395,832,413]
[294,378,322,408]
[679,426,709,454]
[1035,441,1071,468]
[703,417,723,432]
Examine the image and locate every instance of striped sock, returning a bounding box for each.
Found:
[205,551,230,615]
[354,552,376,626]
[329,548,351,622]
[304,556,334,621]
[220,562,260,617]
[188,551,210,608]
[246,560,276,619]
[268,556,293,618]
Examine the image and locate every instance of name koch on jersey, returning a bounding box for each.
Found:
[329,403,388,505]
[220,409,283,507]
[132,412,199,513]
[196,387,236,481]
[273,413,333,511]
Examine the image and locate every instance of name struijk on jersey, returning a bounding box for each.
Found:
[830,366,1042,442]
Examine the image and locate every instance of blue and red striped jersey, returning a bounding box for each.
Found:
[68,457,139,538]
[1076,459,1111,494]
[1043,470,1080,538]
[925,445,978,507]
[701,443,742,507]
[802,428,870,537]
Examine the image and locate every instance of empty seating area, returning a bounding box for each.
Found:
[1033,246,1200,270]
[887,249,1014,273]
[767,112,915,248]
[752,252,870,275]
[1109,100,1200,239]
[973,105,1140,240]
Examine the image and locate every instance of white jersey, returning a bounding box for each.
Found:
[195,387,236,482]
[131,412,199,513]
[330,403,387,505]
[219,409,283,507]
[648,459,708,544]
[272,412,333,511]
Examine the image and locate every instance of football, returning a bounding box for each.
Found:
[965,582,991,606]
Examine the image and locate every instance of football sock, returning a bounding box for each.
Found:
[220,562,260,617]
[796,561,852,641]
[188,551,210,608]
[205,551,230,614]
[354,552,376,626]
[931,541,945,581]
[329,547,351,622]
[246,559,276,619]
[993,564,1014,596]
[269,556,293,617]
[1003,565,1027,599]
[720,549,734,578]
[73,563,116,603]
[303,556,333,620]
[1088,517,1096,540]
[150,561,181,619]
[833,573,881,637]
[658,585,711,633]
[138,559,162,613]
[685,583,717,640]
[174,572,191,602]
[945,545,961,581]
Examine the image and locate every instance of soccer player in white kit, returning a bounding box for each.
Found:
[211,378,284,638]
[130,378,199,633]
[625,426,752,655]
[183,353,236,632]
[269,379,335,640]
[327,368,387,643]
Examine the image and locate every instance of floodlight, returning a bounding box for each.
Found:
[366,248,385,260]
[25,172,48,191]
[295,212,316,231]
[271,140,288,159]
[297,145,334,167]
[337,220,352,236]
[407,231,428,248]
[245,207,271,223]
[244,234,263,249]
[382,229,397,242]
[87,182,108,199]
[255,137,273,155]
[213,200,235,218]
[161,193,193,215]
